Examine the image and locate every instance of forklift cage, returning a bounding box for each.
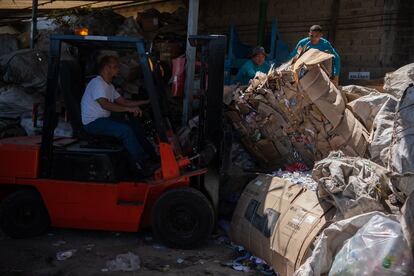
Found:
[39,35,168,178]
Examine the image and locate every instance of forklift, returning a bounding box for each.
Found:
[0,34,226,249]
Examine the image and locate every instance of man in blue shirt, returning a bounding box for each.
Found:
[290,25,341,86]
[233,46,271,85]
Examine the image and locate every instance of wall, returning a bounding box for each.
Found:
[200,0,414,83]
[335,0,414,82]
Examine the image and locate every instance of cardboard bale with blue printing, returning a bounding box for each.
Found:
[230,174,335,276]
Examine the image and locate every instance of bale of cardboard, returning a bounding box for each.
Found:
[225,49,370,170]
[230,174,335,276]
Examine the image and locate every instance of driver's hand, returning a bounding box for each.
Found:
[127,107,142,117]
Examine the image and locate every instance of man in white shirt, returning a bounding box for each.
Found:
[81,55,155,172]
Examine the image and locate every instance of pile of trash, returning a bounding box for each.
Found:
[0,35,73,137]
[296,212,413,276]
[226,50,414,172]
[0,32,47,137]
[226,49,373,169]
[230,151,414,275]
[227,53,414,275]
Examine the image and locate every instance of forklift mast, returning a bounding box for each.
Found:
[187,35,228,211]
[187,35,226,169]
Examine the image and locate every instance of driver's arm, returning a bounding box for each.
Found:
[115,96,150,107]
[97,97,142,116]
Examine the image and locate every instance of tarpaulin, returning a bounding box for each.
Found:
[312,151,392,220]
[383,63,414,98]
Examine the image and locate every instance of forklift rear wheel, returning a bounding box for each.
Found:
[0,190,50,238]
[152,187,215,249]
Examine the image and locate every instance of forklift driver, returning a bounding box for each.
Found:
[81,55,157,175]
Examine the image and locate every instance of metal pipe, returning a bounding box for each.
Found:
[30,0,38,49]
[182,0,199,126]
[257,0,268,46]
[329,0,341,43]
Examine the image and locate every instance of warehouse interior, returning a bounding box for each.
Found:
[0,1,413,275]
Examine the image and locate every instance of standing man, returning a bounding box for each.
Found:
[233,46,271,85]
[81,55,157,175]
[290,25,341,86]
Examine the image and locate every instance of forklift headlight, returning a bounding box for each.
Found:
[75,28,89,36]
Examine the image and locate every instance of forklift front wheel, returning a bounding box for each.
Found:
[152,187,215,249]
[0,190,50,238]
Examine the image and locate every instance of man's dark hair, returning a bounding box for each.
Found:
[309,25,322,32]
[251,46,267,57]
[98,55,118,72]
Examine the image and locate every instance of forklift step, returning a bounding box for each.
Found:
[117,200,144,206]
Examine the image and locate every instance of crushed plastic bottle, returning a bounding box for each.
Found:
[56,249,76,261]
[106,252,140,272]
[273,169,317,191]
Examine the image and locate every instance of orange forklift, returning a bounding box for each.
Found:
[0,34,226,248]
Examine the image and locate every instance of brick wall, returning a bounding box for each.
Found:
[200,0,414,83]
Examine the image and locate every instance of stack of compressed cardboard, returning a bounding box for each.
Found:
[226,49,370,169]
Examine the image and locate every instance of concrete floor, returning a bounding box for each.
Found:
[0,228,254,276]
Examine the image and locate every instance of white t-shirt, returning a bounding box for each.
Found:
[81,76,121,125]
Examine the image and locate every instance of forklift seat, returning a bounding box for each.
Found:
[59,59,121,149]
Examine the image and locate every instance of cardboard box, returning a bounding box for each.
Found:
[230,175,335,276]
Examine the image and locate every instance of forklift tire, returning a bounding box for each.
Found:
[0,190,50,238]
[152,187,215,249]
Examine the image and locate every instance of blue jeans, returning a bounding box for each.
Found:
[110,115,157,160]
[84,117,151,164]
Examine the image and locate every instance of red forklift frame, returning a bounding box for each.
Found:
[0,34,226,249]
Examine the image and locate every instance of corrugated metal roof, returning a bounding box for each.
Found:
[0,0,134,10]
[0,0,153,26]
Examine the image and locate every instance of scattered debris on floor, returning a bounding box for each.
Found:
[215,234,277,275]
[106,252,141,272]
[56,249,77,261]
[52,240,66,247]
